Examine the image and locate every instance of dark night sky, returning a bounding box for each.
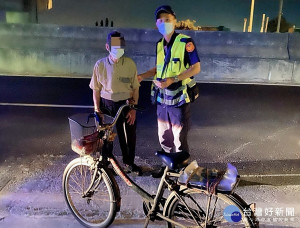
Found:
[40,0,300,32]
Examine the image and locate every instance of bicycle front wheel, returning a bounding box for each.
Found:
[63,157,118,228]
[164,187,257,227]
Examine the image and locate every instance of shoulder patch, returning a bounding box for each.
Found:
[186,42,195,52]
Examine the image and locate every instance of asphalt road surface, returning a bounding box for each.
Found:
[0,75,299,180]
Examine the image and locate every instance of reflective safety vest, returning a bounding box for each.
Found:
[151,33,196,106]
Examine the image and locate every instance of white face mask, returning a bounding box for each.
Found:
[157,22,174,36]
[110,47,124,59]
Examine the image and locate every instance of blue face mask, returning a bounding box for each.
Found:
[157,22,174,36]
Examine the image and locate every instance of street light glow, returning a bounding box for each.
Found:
[48,0,52,10]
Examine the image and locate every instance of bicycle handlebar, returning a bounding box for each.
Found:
[94,104,144,131]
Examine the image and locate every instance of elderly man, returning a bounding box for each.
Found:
[90,31,142,175]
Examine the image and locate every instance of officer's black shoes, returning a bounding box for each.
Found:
[124,163,143,176]
[151,166,166,178]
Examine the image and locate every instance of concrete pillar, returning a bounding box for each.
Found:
[248,0,255,32]
[243,18,247,32]
[260,14,265,33]
[265,17,269,33]
[276,0,283,33]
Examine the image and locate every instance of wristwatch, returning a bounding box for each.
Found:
[174,76,179,83]
[94,108,102,113]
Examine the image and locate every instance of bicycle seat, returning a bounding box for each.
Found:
[155,151,190,170]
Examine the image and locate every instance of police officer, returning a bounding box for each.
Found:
[138,5,201,178]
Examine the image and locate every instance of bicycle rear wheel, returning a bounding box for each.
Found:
[164,187,257,227]
[63,157,119,228]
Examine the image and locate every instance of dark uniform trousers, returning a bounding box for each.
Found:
[157,103,190,153]
[101,98,136,165]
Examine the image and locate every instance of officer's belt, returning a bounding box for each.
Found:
[156,80,196,96]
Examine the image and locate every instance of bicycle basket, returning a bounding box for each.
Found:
[68,113,114,156]
[68,113,97,155]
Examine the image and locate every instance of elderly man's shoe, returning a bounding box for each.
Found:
[151,166,166,178]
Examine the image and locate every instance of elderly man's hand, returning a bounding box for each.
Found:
[153,78,175,89]
[95,111,105,124]
[126,109,136,125]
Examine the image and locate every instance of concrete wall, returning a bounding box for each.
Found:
[0,23,300,85]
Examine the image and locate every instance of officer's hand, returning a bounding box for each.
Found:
[153,78,174,89]
[137,75,143,83]
[126,109,136,125]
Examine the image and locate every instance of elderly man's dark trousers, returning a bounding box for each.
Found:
[101,98,136,165]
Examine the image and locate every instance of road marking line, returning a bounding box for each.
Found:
[0,102,93,109]
[0,74,90,79]
[0,177,11,192]
[241,174,300,178]
[2,75,300,87]
[224,142,252,159]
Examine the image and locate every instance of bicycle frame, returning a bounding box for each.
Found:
[90,104,175,215]
[100,154,194,228]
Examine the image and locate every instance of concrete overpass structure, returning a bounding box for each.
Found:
[0,23,300,85]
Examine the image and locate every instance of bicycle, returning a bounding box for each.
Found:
[63,104,259,227]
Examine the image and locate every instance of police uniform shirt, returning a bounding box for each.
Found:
[157,32,200,69]
[89,56,140,102]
